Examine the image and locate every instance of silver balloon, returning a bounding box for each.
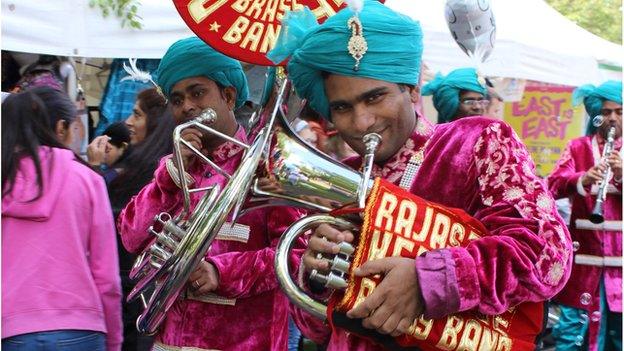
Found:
[445,0,496,61]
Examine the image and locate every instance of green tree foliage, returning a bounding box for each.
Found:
[545,0,622,44]
[90,0,143,29]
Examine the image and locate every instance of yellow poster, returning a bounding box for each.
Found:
[504,85,585,177]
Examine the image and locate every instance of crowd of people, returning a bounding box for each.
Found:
[1,2,621,351]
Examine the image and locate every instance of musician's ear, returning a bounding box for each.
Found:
[408,85,420,104]
[398,84,420,104]
[221,86,237,111]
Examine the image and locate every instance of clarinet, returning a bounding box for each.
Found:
[589,127,616,224]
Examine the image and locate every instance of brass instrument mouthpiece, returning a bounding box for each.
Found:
[197,108,217,125]
[363,133,382,154]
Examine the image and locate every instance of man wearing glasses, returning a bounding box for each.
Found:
[547,80,622,351]
[421,67,490,123]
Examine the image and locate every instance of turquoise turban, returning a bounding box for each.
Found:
[156,36,249,108]
[421,68,487,123]
[267,0,423,119]
[573,80,622,135]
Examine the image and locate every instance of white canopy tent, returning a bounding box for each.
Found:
[1,0,193,58]
[385,0,623,86]
[2,0,622,86]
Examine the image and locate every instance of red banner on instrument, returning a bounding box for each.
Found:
[328,178,544,351]
[172,0,345,66]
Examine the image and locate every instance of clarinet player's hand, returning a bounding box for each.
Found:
[607,151,622,180]
[581,163,607,187]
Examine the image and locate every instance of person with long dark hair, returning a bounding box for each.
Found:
[125,88,168,145]
[109,110,175,212]
[88,87,168,184]
[28,86,78,149]
[2,91,122,350]
[108,105,175,351]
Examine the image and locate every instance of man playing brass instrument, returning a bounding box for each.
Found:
[547,80,622,351]
[118,37,302,350]
[268,1,572,349]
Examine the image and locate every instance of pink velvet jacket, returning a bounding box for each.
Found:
[118,127,302,351]
[547,135,622,351]
[292,116,572,350]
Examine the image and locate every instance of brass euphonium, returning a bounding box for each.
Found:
[126,74,379,334]
[126,75,287,334]
[589,126,616,224]
[273,133,383,319]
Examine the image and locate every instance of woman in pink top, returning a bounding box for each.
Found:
[2,91,123,350]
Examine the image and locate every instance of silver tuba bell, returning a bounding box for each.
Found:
[126,73,380,334]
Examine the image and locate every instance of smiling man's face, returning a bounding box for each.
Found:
[324,75,419,163]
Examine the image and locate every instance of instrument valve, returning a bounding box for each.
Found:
[310,269,349,290]
[154,231,179,252]
[337,241,355,255]
[330,255,350,273]
[149,244,171,265]
[309,245,354,290]
[151,212,172,233]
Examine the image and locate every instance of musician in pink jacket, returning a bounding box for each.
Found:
[547,81,622,351]
[269,2,573,350]
[118,37,302,351]
[2,92,122,351]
